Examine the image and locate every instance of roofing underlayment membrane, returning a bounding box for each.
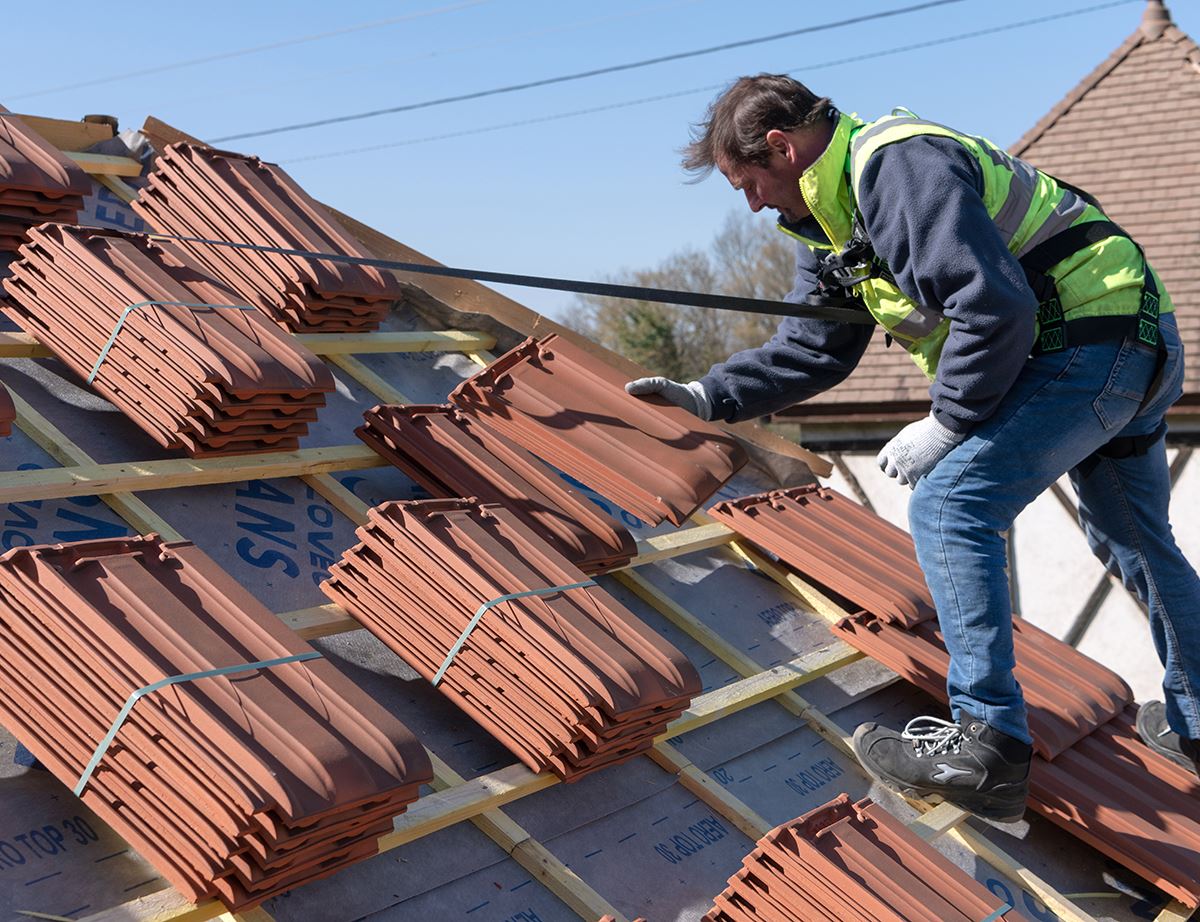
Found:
[0,108,1193,922]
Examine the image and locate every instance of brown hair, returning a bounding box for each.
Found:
[681,74,831,180]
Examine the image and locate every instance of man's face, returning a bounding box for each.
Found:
[719,125,832,224]
[720,149,810,224]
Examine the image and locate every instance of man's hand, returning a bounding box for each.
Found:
[625,377,714,421]
[877,412,965,487]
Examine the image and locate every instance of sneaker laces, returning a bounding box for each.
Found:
[901,716,965,757]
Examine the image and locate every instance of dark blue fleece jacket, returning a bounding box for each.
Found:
[698,134,1039,435]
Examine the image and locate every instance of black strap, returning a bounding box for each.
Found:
[1076,420,1168,478]
[143,232,875,324]
[1020,220,1161,355]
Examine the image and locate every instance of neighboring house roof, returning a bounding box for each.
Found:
[779,0,1200,428]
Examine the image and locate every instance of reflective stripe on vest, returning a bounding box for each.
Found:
[789,109,1172,380]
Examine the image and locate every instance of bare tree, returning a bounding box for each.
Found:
[562,211,794,380]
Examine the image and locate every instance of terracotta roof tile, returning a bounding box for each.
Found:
[2,224,334,456]
[0,105,89,252]
[0,534,431,910]
[323,498,701,780]
[711,485,1132,759]
[450,333,748,526]
[704,795,1028,921]
[132,143,405,333]
[358,403,636,573]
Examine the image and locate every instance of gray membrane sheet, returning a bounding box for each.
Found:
[0,181,1171,922]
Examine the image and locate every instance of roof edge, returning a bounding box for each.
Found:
[1010,26,1145,156]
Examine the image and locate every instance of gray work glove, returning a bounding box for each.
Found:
[877,412,965,487]
[624,376,714,421]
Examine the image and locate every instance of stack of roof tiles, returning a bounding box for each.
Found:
[709,485,1200,908]
[704,795,1027,921]
[0,534,433,910]
[323,498,701,780]
[358,403,637,573]
[3,224,334,456]
[131,143,404,333]
[0,106,90,252]
[0,382,13,437]
[450,333,748,526]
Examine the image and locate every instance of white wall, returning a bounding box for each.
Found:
[820,449,1199,705]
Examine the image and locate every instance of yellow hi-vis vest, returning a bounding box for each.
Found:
[780,110,1173,379]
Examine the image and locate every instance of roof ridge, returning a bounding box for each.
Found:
[1012,2,1200,156]
[1010,28,1144,156]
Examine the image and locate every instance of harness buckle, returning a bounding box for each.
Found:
[1036,297,1066,353]
[1138,290,1160,348]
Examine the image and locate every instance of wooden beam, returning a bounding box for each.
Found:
[1153,901,1196,922]
[0,332,48,358]
[727,540,854,625]
[8,389,182,540]
[0,329,496,360]
[0,445,387,505]
[295,330,496,354]
[659,642,861,739]
[302,473,370,525]
[646,741,772,841]
[905,801,969,842]
[13,113,113,151]
[66,151,142,177]
[95,173,139,204]
[626,521,734,566]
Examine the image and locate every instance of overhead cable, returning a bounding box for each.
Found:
[8,0,491,101]
[209,0,968,143]
[283,0,1139,165]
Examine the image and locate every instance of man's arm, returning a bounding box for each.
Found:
[856,135,1039,435]
[697,242,874,422]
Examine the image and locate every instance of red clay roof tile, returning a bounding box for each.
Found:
[704,795,1028,921]
[323,498,700,780]
[0,105,89,252]
[2,224,334,456]
[358,403,636,573]
[0,534,431,910]
[132,143,404,333]
[450,333,748,526]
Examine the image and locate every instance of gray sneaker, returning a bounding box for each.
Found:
[1135,700,1200,774]
[852,714,1032,822]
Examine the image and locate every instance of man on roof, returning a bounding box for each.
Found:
[627,74,1200,822]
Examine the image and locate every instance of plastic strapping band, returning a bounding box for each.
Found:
[431,580,597,687]
[87,301,257,384]
[979,904,1012,922]
[73,651,322,796]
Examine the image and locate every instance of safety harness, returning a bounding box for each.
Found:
[813,207,1169,473]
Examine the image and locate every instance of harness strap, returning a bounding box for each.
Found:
[1019,220,1160,355]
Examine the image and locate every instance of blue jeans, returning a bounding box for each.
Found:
[908,314,1199,745]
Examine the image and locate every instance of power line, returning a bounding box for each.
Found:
[165,0,706,110]
[8,0,491,101]
[282,0,1138,165]
[210,0,968,144]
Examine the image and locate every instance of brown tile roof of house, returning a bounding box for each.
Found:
[787,0,1200,420]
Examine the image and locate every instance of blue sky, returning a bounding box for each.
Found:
[6,0,1192,319]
